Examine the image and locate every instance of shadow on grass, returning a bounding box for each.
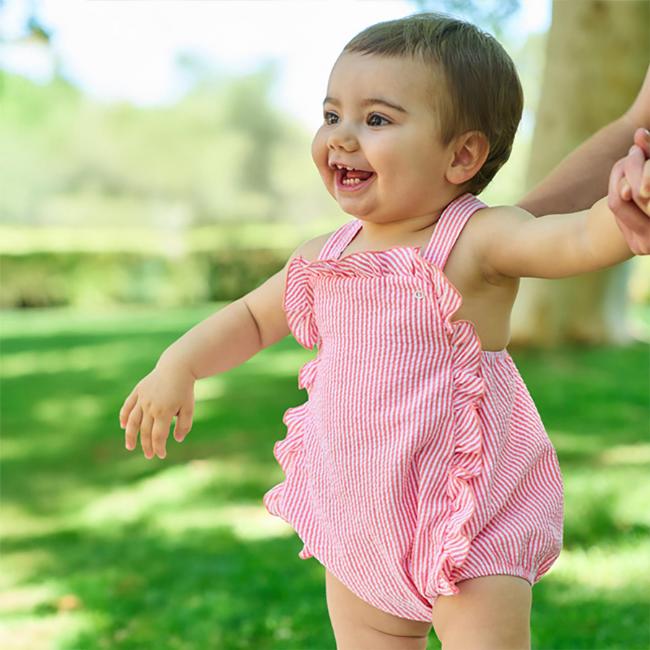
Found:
[3,521,332,649]
[531,565,650,650]
[1,305,648,649]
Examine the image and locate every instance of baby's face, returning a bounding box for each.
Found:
[312,51,456,224]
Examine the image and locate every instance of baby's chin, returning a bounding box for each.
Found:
[335,200,368,219]
[341,209,382,223]
[324,180,379,219]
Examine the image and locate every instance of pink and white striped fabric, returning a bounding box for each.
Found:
[263,192,564,622]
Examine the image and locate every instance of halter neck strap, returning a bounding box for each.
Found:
[421,193,487,269]
[317,192,487,269]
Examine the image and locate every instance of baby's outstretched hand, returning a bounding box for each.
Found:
[608,128,650,255]
[119,362,196,459]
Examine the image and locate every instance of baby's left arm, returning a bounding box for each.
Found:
[473,197,636,281]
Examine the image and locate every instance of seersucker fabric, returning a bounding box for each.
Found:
[263,192,564,622]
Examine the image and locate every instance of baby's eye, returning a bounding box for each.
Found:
[367,113,390,127]
[323,111,338,125]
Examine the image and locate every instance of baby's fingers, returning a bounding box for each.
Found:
[119,388,139,428]
[173,405,194,443]
[140,411,155,459]
[124,403,143,451]
[151,414,172,459]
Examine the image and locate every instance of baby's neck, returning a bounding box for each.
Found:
[355,211,442,249]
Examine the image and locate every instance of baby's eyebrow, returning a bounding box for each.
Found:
[323,96,408,114]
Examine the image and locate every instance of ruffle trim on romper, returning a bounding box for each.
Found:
[425,264,487,598]
[263,255,327,559]
[283,249,427,349]
[263,402,308,504]
[276,249,486,578]
[283,256,320,351]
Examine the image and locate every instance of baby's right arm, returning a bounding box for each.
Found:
[119,230,333,459]
[158,230,334,377]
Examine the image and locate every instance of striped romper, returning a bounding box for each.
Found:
[263,192,565,622]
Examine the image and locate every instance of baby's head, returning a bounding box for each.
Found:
[311,12,523,222]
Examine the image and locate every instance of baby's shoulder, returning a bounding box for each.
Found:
[464,204,533,248]
[469,204,531,229]
[291,229,337,262]
[459,204,533,286]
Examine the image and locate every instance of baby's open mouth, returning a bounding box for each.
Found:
[336,167,375,188]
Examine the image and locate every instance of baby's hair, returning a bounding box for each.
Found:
[343,12,523,195]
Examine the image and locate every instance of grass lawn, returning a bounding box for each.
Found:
[1,304,648,650]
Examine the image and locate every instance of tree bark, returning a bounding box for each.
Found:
[511,0,649,346]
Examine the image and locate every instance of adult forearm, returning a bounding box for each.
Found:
[517,114,639,217]
[157,298,262,380]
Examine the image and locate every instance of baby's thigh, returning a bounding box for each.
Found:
[431,575,532,650]
[324,568,431,650]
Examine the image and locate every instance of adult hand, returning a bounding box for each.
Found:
[620,129,650,206]
[608,128,650,255]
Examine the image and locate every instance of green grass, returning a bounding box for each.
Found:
[1,304,648,650]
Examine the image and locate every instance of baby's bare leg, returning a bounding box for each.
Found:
[325,568,431,650]
[431,575,532,650]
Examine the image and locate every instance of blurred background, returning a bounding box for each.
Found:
[1,1,648,648]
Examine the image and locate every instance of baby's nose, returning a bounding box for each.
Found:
[328,125,359,151]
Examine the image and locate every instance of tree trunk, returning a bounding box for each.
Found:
[511,0,649,346]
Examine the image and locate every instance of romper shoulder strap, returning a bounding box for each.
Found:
[317,219,363,260]
[421,192,487,270]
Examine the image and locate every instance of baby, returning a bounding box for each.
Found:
[119,13,644,650]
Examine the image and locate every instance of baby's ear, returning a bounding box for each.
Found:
[445,131,490,186]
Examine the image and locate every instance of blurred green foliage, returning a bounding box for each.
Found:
[0,67,332,229]
[0,64,338,308]
[1,27,540,310]
[1,17,648,312]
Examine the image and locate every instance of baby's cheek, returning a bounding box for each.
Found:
[311,128,326,164]
[311,133,333,189]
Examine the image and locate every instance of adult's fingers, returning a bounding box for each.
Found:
[619,176,632,201]
[633,127,650,159]
[623,145,650,216]
[641,158,650,199]
[608,158,650,254]
[608,158,626,208]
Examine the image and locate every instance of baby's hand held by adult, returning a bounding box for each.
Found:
[633,127,650,160]
[608,148,650,255]
[626,143,650,201]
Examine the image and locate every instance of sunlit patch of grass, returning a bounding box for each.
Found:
[0,613,90,650]
[545,428,607,457]
[562,465,650,549]
[595,443,650,466]
[553,538,650,592]
[154,502,293,542]
[0,582,58,614]
[532,542,650,650]
[1,343,140,378]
